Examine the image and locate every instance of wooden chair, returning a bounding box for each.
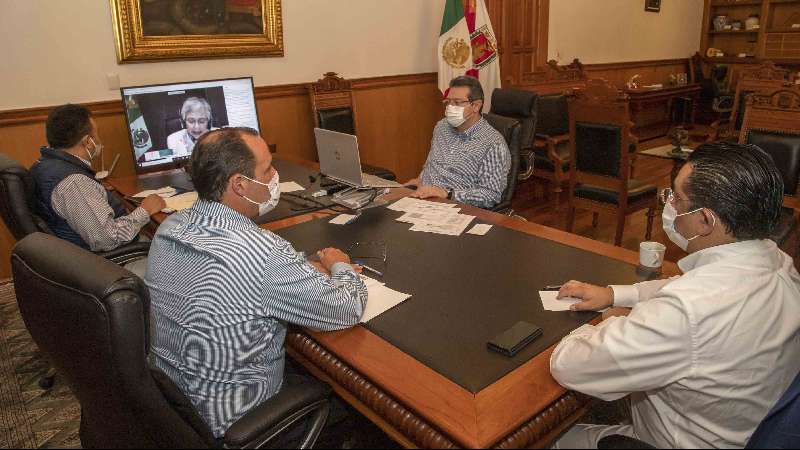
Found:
[566,79,658,247]
[710,62,793,142]
[307,72,396,180]
[739,88,800,255]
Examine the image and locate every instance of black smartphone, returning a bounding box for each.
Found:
[487,321,543,357]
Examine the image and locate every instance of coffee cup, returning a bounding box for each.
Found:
[640,241,666,269]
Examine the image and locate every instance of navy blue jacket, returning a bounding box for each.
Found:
[747,371,800,448]
[29,147,126,249]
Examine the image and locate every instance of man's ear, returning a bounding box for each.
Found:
[229,174,247,197]
[698,208,718,235]
[474,99,484,114]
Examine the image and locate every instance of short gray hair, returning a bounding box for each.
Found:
[180,97,212,121]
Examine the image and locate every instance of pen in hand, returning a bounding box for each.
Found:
[542,285,563,292]
[359,264,384,278]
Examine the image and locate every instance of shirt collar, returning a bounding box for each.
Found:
[191,199,255,228]
[677,239,778,272]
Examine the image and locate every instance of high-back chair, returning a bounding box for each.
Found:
[566,79,658,247]
[710,61,793,141]
[739,88,800,255]
[11,233,332,449]
[489,88,538,181]
[308,72,396,181]
[483,112,522,214]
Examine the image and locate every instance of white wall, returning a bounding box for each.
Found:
[0,0,445,110]
[548,0,704,64]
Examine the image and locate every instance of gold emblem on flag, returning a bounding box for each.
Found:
[442,37,471,69]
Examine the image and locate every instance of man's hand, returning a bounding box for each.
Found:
[410,185,448,200]
[558,280,614,312]
[317,248,351,271]
[141,194,167,216]
[310,260,331,276]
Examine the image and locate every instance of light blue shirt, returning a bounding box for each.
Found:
[420,117,511,209]
[145,199,367,437]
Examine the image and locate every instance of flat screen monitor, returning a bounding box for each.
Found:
[120,77,260,173]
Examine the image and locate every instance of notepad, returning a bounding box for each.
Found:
[329,214,357,225]
[359,275,412,323]
[539,291,581,311]
[467,224,493,235]
[132,186,176,198]
[280,181,305,193]
[161,191,198,212]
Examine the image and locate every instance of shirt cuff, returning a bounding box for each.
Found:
[130,207,151,226]
[610,284,640,308]
[330,262,354,276]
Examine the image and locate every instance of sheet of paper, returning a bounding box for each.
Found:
[388,197,458,213]
[539,291,581,312]
[329,214,357,225]
[360,282,412,323]
[280,181,305,193]
[408,214,475,236]
[162,191,198,212]
[396,210,460,224]
[133,186,176,198]
[467,224,493,235]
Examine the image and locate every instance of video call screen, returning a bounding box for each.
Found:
[120,77,260,171]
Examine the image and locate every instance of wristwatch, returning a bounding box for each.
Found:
[446,188,454,200]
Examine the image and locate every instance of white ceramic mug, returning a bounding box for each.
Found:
[640,241,667,269]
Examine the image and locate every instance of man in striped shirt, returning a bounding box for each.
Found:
[145,127,368,438]
[406,76,510,209]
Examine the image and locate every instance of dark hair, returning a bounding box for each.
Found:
[685,142,783,240]
[450,75,485,105]
[189,127,259,202]
[46,104,93,149]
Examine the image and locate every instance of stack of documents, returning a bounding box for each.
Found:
[163,191,198,212]
[280,181,305,193]
[132,186,177,198]
[360,275,412,323]
[389,198,475,236]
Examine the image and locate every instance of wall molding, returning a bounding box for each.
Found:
[583,58,689,71]
[0,72,440,128]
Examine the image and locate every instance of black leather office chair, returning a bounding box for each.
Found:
[489,88,539,181]
[11,232,332,449]
[0,153,150,265]
[483,112,521,215]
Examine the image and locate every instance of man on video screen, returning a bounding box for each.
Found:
[167,97,216,157]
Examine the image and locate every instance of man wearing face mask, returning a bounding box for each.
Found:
[30,104,165,252]
[145,127,367,439]
[405,76,510,209]
[547,142,800,449]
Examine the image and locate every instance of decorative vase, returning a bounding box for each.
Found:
[714,15,728,31]
[745,15,760,30]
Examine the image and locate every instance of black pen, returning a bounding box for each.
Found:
[542,285,563,291]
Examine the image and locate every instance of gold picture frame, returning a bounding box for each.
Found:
[110,0,283,63]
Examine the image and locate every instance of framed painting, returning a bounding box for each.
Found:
[110,0,283,63]
[645,0,661,13]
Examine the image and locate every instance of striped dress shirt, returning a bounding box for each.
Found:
[420,117,510,209]
[145,199,367,437]
[50,158,150,251]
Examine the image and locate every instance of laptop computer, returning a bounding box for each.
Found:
[313,128,403,189]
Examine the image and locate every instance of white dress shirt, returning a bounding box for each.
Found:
[551,239,800,448]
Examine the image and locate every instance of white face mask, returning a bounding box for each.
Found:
[445,104,468,128]
[662,201,715,251]
[86,137,103,161]
[240,171,280,216]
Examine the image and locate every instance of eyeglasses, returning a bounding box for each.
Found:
[660,188,690,205]
[186,118,209,126]
[347,241,387,264]
[442,98,474,107]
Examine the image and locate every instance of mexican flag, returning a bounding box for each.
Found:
[437,0,472,95]
[438,0,502,111]
[125,96,152,160]
[465,0,501,112]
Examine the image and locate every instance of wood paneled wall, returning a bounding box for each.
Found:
[0,73,444,279]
